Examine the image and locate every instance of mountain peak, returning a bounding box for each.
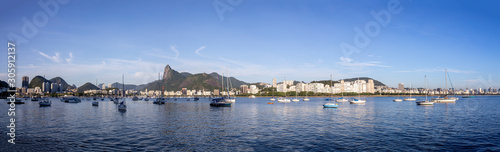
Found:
[163,64,172,80]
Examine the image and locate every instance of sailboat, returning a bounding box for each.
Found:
[404,81,417,101]
[462,78,475,98]
[324,75,338,108]
[39,98,51,107]
[224,68,236,103]
[118,74,127,111]
[277,76,291,103]
[270,88,276,101]
[292,90,300,102]
[432,69,457,103]
[416,76,434,105]
[393,90,402,102]
[335,79,348,102]
[210,67,233,107]
[303,91,310,101]
[349,77,366,104]
[153,73,166,105]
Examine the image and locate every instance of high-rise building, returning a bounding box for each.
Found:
[108,83,112,88]
[22,76,29,88]
[398,83,404,91]
[42,82,51,93]
[240,85,249,94]
[272,78,277,88]
[51,83,59,93]
[367,79,375,93]
[102,84,107,90]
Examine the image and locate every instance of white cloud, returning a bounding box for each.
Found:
[195,46,206,56]
[65,52,73,64]
[38,50,62,63]
[337,57,390,70]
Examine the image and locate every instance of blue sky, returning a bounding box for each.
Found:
[1,0,499,90]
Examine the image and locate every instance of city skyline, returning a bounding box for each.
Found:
[1,0,500,89]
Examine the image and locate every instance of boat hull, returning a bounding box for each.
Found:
[416,101,434,105]
[393,99,403,102]
[323,103,338,108]
[404,98,416,101]
[335,99,348,102]
[350,100,366,104]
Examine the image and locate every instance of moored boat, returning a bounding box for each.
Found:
[39,98,51,106]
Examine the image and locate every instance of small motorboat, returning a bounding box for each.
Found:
[118,101,126,111]
[39,98,51,106]
[349,99,366,104]
[210,98,232,107]
[8,99,25,104]
[323,103,338,108]
[92,101,99,106]
[267,102,274,104]
[416,100,434,105]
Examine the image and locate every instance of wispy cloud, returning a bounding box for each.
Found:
[195,46,206,56]
[395,68,475,74]
[337,57,390,70]
[65,52,73,64]
[38,50,62,63]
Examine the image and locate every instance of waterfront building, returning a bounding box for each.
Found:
[214,89,220,96]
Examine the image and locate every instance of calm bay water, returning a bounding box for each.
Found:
[1,96,500,151]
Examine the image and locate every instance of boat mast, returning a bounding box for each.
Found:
[410,81,412,98]
[330,74,333,102]
[425,75,428,101]
[445,69,447,95]
[122,74,124,98]
[221,66,224,97]
[284,76,287,98]
[226,67,230,99]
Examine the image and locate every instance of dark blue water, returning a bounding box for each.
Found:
[1,96,499,151]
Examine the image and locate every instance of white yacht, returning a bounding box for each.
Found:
[416,76,434,106]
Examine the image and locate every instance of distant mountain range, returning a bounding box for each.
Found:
[141,65,248,91]
[77,82,99,92]
[18,65,386,93]
[29,76,75,90]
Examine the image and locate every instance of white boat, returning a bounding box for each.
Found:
[336,97,348,102]
[270,88,276,101]
[249,95,256,98]
[303,97,310,101]
[404,81,417,101]
[432,69,457,103]
[292,90,300,102]
[277,97,291,103]
[39,98,51,106]
[394,89,402,102]
[277,76,291,103]
[224,98,236,103]
[350,99,366,104]
[335,79,348,102]
[416,76,434,105]
[431,97,456,103]
[350,77,366,104]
